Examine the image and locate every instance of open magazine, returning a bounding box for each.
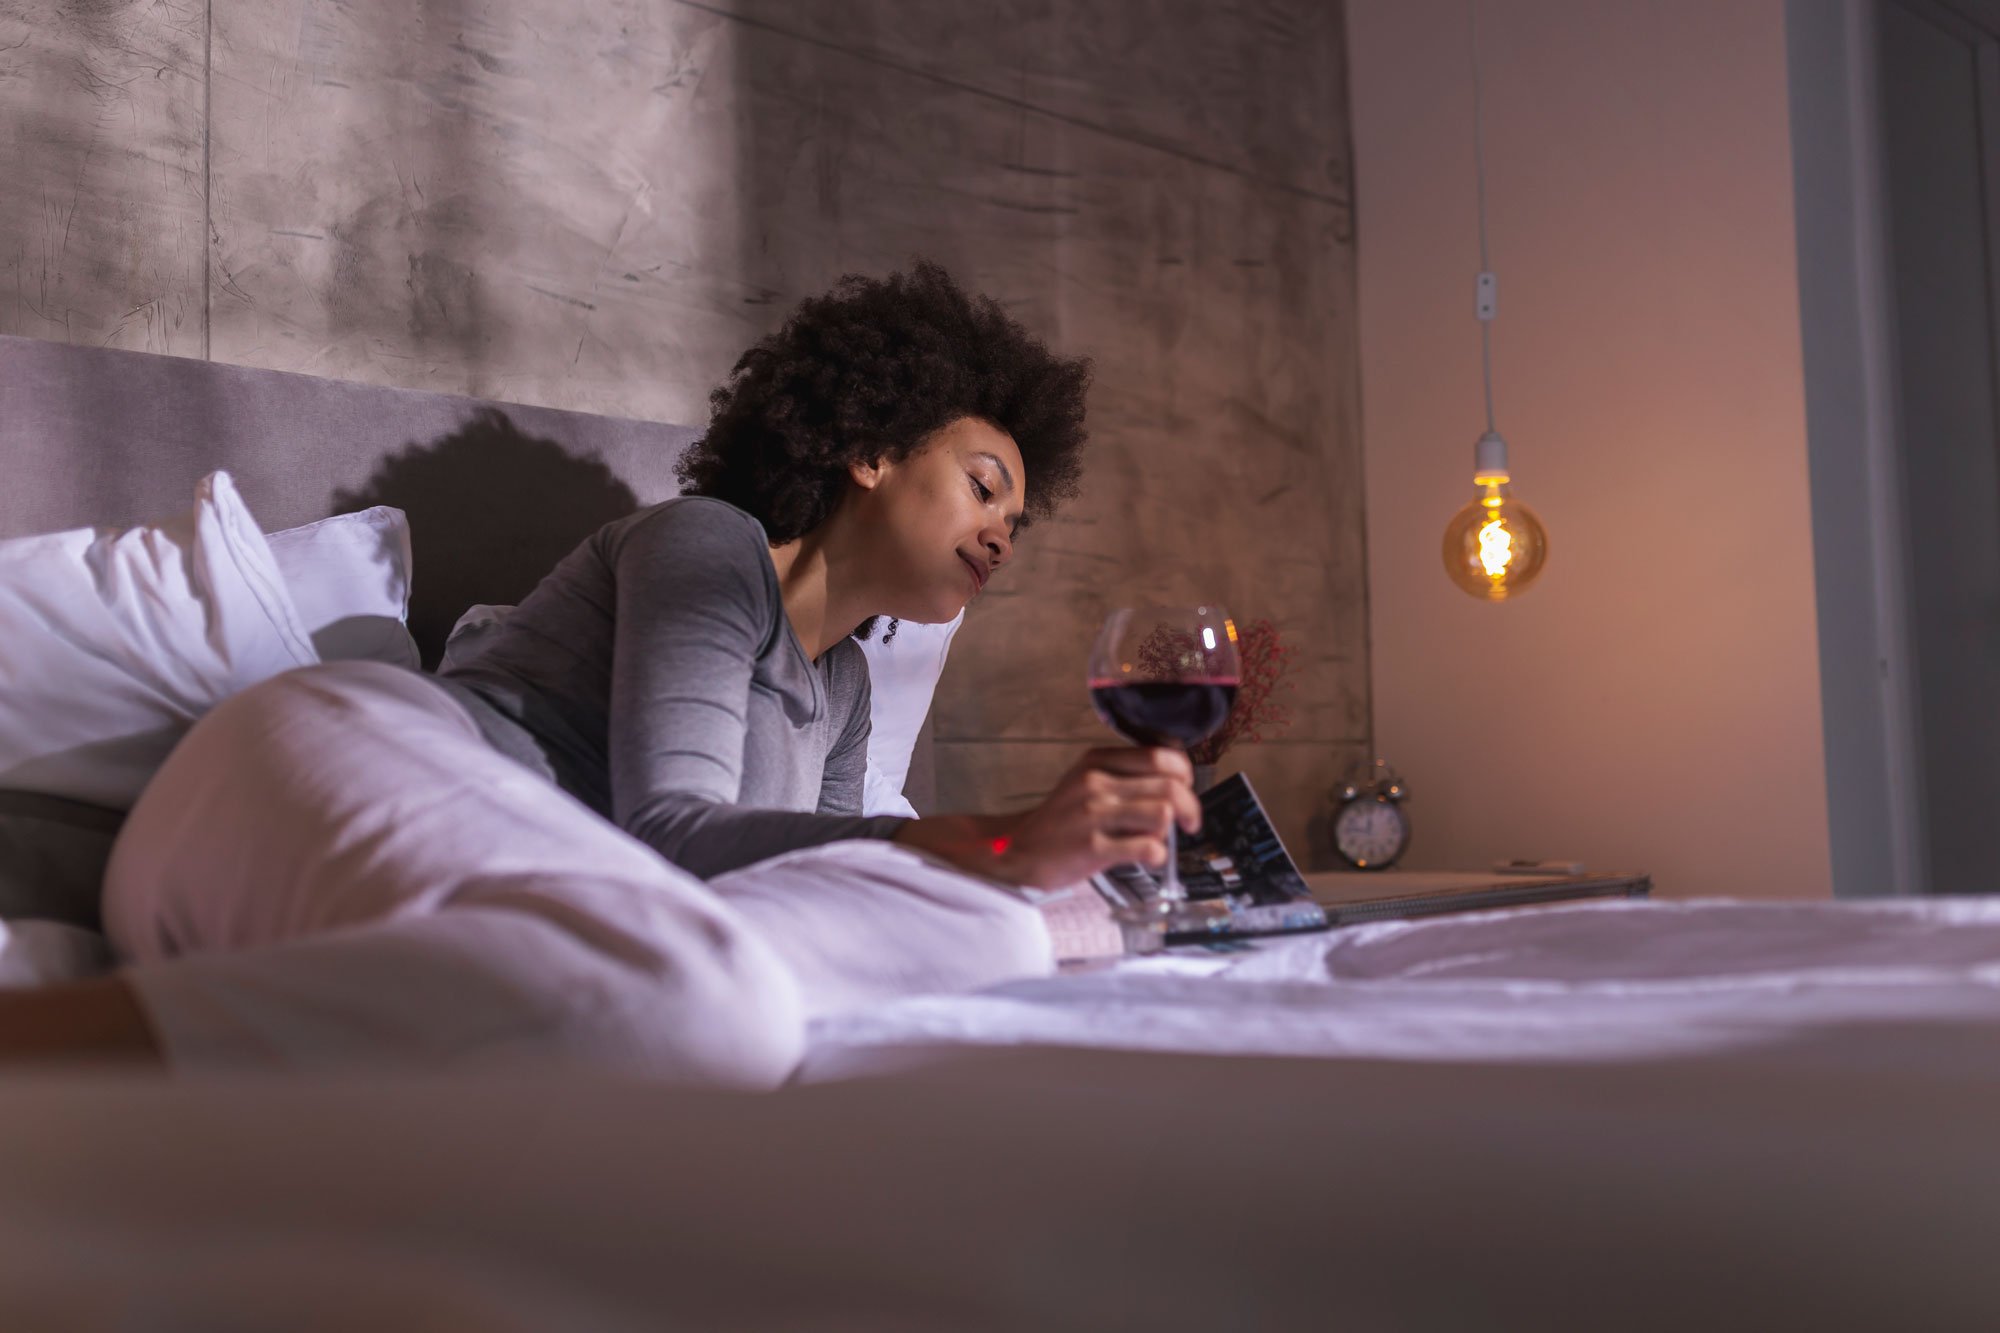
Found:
[1090,773,1329,943]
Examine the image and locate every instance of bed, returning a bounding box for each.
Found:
[2,334,1997,1327]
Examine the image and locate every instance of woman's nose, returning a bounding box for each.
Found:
[984,529,1012,566]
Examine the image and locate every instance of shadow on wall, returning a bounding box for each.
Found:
[333,409,639,666]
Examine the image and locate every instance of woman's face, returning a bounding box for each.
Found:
[849,416,1026,624]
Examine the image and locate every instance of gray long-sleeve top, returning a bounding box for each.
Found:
[437,496,909,878]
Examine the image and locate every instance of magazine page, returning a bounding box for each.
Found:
[1092,773,1327,940]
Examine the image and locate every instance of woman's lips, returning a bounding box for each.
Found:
[959,553,987,592]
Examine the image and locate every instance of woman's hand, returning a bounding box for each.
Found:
[895,747,1201,889]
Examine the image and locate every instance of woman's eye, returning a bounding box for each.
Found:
[970,477,992,502]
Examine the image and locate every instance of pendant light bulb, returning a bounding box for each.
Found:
[1444,0,1549,602]
[1443,430,1547,600]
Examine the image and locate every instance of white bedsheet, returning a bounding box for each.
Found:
[804,895,2000,1079]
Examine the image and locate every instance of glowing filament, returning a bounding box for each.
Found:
[1477,517,1514,578]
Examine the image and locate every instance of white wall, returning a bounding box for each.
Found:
[1346,0,1834,899]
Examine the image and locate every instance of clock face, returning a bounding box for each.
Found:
[1334,798,1409,869]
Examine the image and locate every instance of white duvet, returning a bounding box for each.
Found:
[804,894,2000,1080]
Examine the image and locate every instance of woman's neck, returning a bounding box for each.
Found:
[767,527,870,661]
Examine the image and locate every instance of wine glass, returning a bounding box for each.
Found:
[1088,605,1241,903]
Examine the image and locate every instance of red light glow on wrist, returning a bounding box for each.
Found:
[988,835,1013,857]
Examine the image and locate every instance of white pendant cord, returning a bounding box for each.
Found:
[1469,0,1499,440]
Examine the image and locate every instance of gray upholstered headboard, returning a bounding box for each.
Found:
[0,334,699,667]
[0,334,943,811]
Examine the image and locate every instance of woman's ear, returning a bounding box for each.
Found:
[848,454,889,490]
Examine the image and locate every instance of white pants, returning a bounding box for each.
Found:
[103,662,1050,1082]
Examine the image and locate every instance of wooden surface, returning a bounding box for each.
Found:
[1304,868,1654,921]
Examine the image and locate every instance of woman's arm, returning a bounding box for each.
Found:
[895,745,1201,889]
[815,648,873,817]
[606,503,905,878]
[604,502,1197,888]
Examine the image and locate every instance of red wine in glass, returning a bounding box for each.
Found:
[1088,679,1240,750]
[1087,605,1241,902]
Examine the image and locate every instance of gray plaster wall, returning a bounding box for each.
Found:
[1,0,1367,860]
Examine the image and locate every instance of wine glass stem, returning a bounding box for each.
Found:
[1161,823,1182,901]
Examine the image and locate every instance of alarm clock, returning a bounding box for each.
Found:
[1332,759,1411,870]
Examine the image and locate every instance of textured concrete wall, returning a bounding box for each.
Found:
[2,0,1367,859]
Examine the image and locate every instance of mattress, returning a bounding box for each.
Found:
[0,1040,1992,1330]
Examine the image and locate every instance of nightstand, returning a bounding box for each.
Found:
[1302,869,1652,926]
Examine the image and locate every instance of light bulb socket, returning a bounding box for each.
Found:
[1473,430,1510,485]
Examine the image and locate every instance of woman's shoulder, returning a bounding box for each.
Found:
[825,635,870,685]
[613,495,770,549]
[599,496,782,621]
[823,636,873,716]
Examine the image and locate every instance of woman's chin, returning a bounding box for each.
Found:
[887,594,966,626]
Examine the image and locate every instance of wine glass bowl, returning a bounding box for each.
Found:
[1088,678,1238,750]
[1088,604,1242,904]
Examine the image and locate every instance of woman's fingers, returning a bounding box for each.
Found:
[1142,775,1204,835]
[1095,833,1170,870]
[1092,796,1177,839]
[1088,778,1202,836]
[1072,750,1199,830]
[1078,746,1193,783]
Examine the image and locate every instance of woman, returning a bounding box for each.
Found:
[0,263,1197,1079]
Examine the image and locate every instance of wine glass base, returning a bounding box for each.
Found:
[1110,899,1174,956]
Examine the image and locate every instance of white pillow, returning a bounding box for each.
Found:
[267,507,420,669]
[441,606,962,818]
[0,471,317,810]
[855,613,962,818]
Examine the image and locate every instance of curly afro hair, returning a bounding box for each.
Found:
[674,261,1092,548]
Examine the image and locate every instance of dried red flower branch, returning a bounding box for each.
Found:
[1132,618,1299,767]
[1190,617,1297,766]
